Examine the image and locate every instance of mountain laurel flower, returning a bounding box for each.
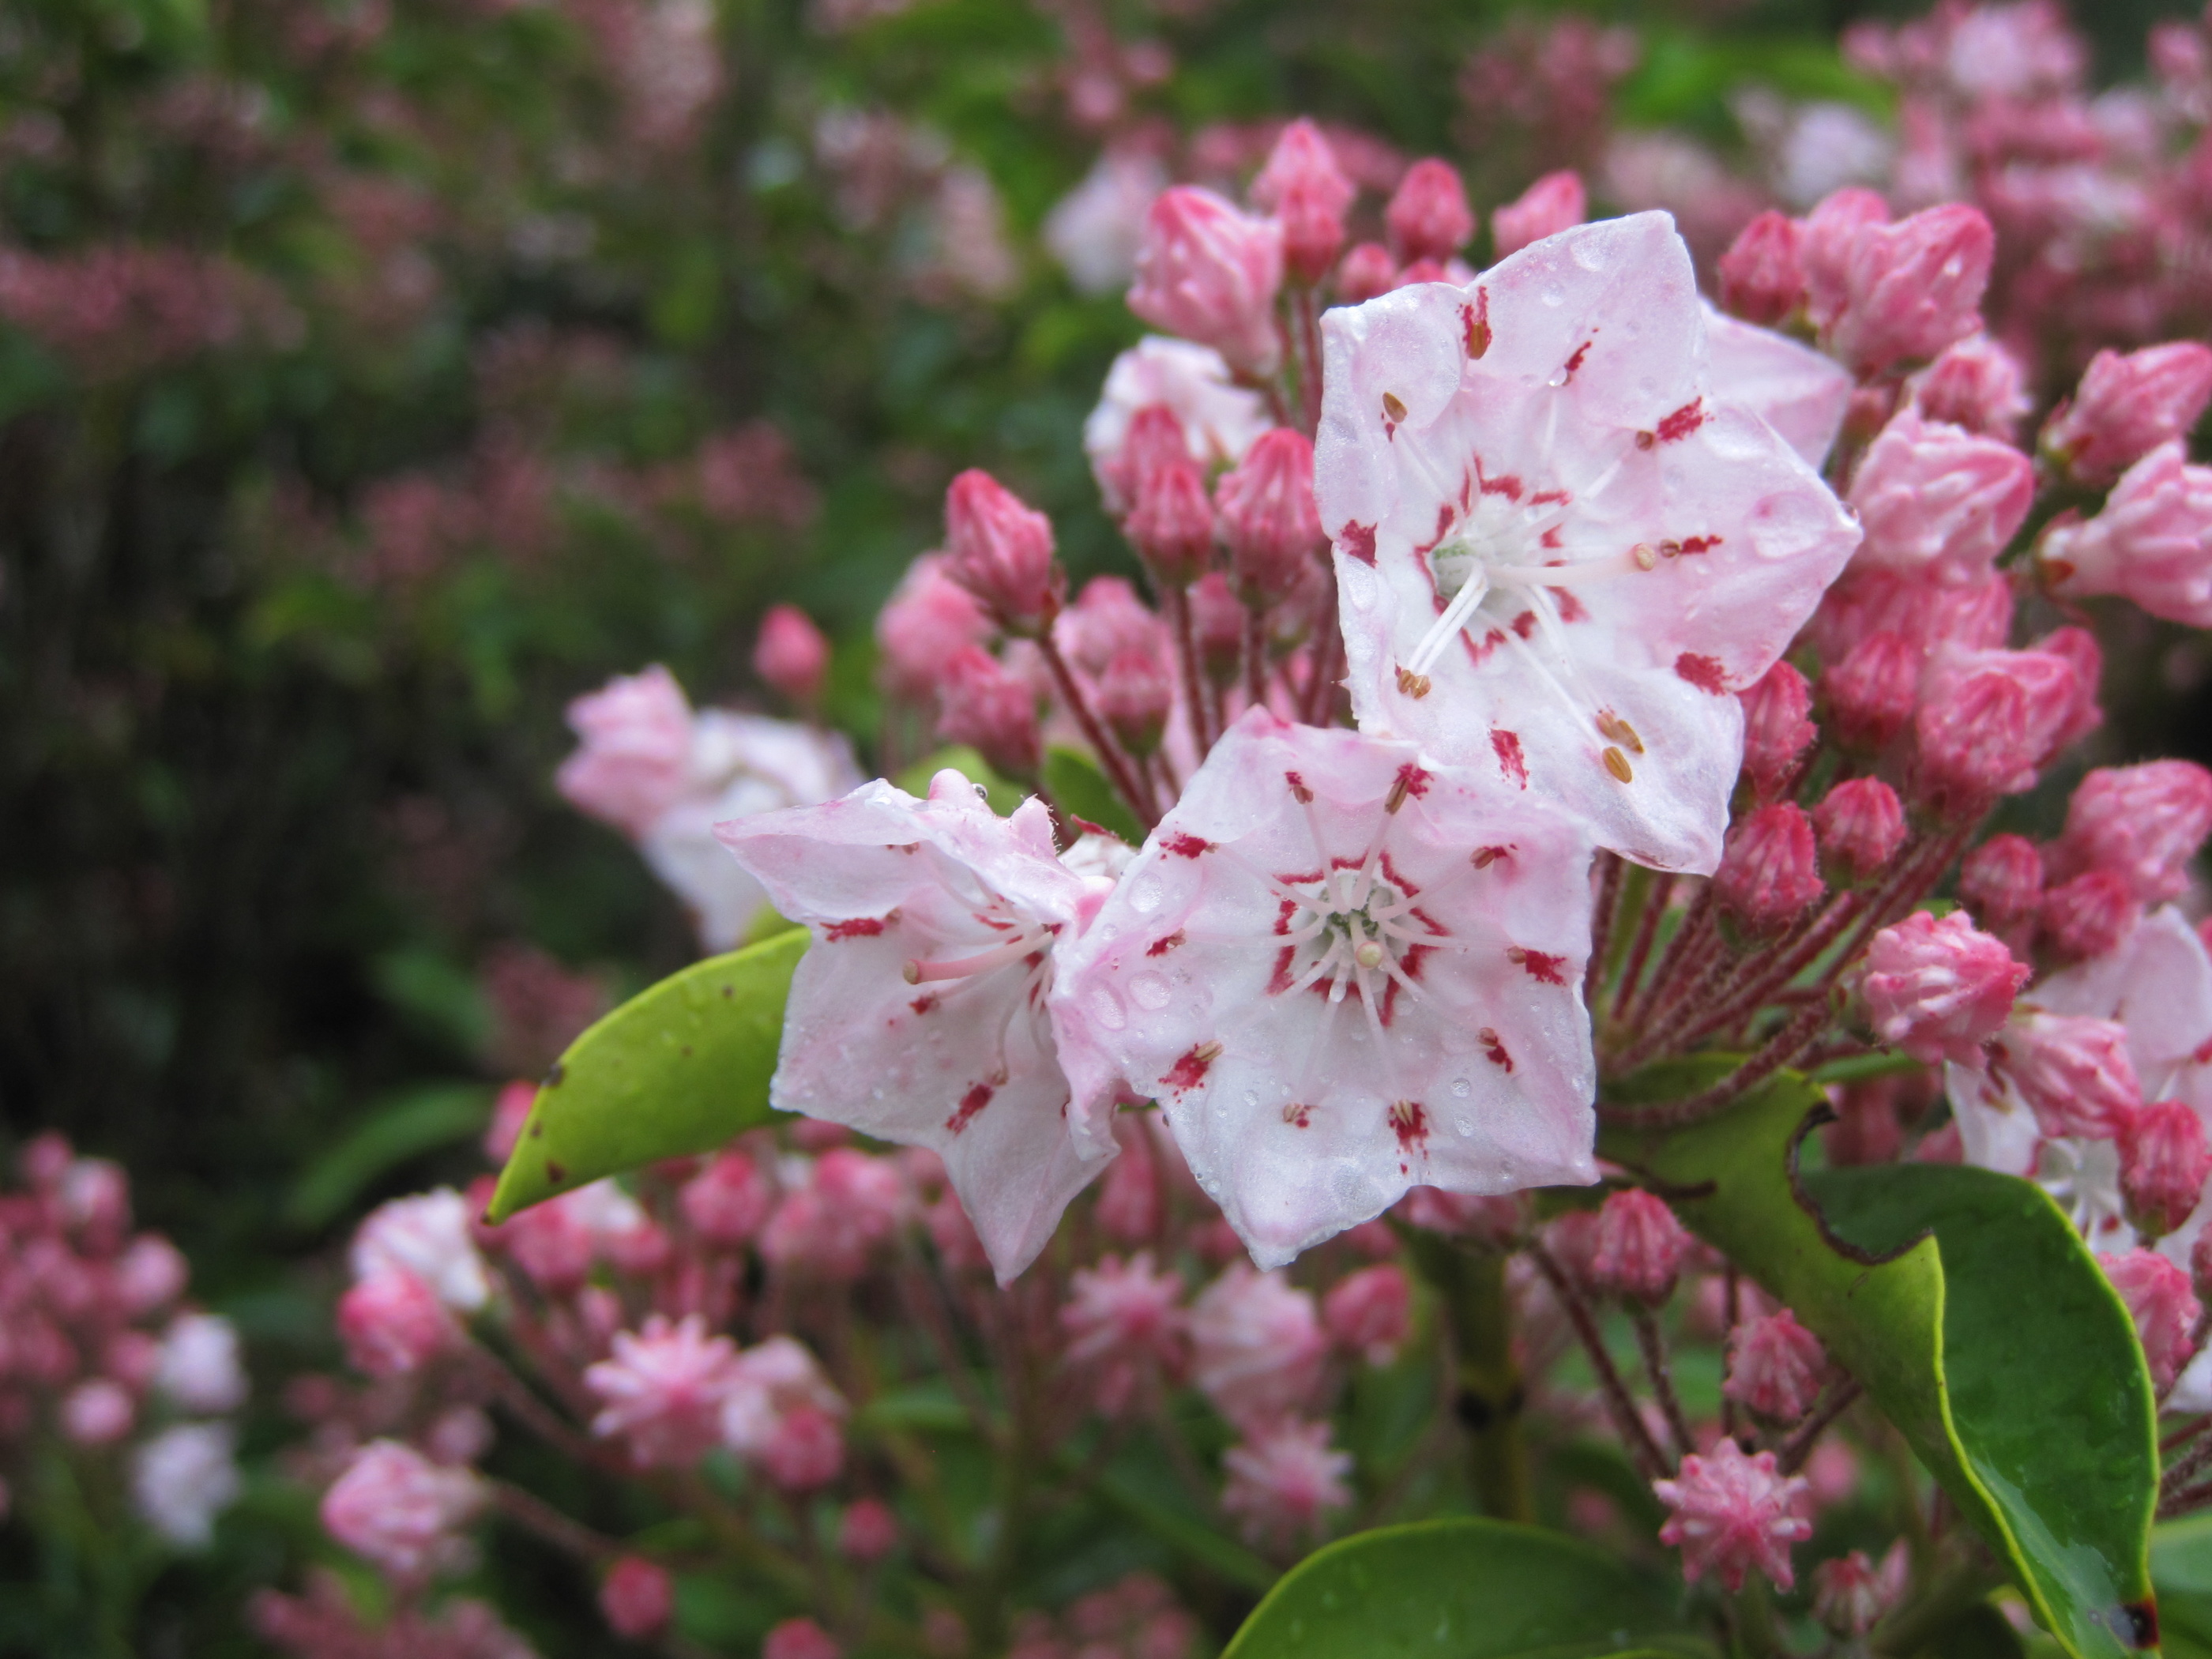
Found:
[1812,777,1906,883]
[1958,833,2045,931]
[2041,342,2212,487]
[838,1498,900,1563]
[1820,629,1918,753]
[1738,661,1815,803]
[1654,1438,1814,1593]
[584,1315,743,1468]
[1221,1418,1353,1548]
[1717,210,1806,327]
[753,604,830,706]
[1803,196,1994,377]
[337,1271,450,1378]
[1384,159,1473,264]
[62,1379,134,1445]
[2047,761,2212,906]
[1846,411,2033,589]
[1906,335,2031,438]
[131,1422,240,1549]
[1248,118,1354,284]
[720,773,1116,1281]
[680,1149,773,1245]
[156,1311,248,1414]
[1084,337,1269,514]
[762,1619,842,1659]
[1714,803,1824,936]
[1055,712,1599,1268]
[943,470,1063,634]
[935,645,1042,777]
[555,664,694,837]
[322,1440,485,1581]
[2101,1249,2203,1390]
[720,1336,848,1476]
[1491,170,1587,260]
[1580,1188,1690,1304]
[2040,442,2212,628]
[1912,645,2082,818]
[2119,1101,2212,1240]
[1217,427,1322,602]
[1322,1263,1412,1364]
[1991,1011,2143,1140]
[1127,186,1285,377]
[1061,1251,1189,1415]
[351,1190,490,1313]
[2040,871,2141,964]
[600,1557,674,1640]
[1863,911,2029,1066]
[1335,241,1397,305]
[1188,1262,1327,1428]
[1812,1544,1909,1639]
[1724,1308,1828,1420]
[1318,213,1859,873]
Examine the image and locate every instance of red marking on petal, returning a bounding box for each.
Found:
[1389,1100,1430,1154]
[1657,399,1704,442]
[1549,586,1588,623]
[1377,849,1424,900]
[1286,769,1313,803]
[1512,947,1568,985]
[1284,1103,1313,1129]
[1512,611,1537,639]
[1476,463,1523,501]
[2192,1036,2212,1066]
[1680,533,1721,554]
[1674,653,1730,694]
[1462,291,1492,357]
[1492,729,1527,787]
[1403,905,1447,939]
[1337,522,1377,565]
[1413,502,1456,555]
[910,994,939,1015]
[945,1082,992,1135]
[1480,1028,1514,1072]
[1540,527,1563,550]
[1266,944,1298,994]
[1529,488,1569,506]
[1162,1043,1220,1091]
[1473,845,1510,867]
[1162,832,1211,858]
[1146,930,1186,957]
[1563,341,1589,378]
[826,916,887,941]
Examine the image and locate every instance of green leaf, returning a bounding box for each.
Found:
[1042,744,1143,845]
[1219,1519,1705,1658]
[286,1082,494,1232]
[1604,1065,2157,1659]
[893,746,1027,817]
[486,931,807,1222]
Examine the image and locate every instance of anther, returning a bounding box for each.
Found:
[1397,666,1433,698]
[1659,539,1682,558]
[901,961,923,984]
[1473,845,1508,867]
[1602,746,1635,783]
[1382,391,1409,423]
[1635,430,1655,450]
[1596,712,1645,754]
[1385,773,1412,814]
[1631,543,1657,570]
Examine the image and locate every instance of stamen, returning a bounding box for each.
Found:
[904,931,1051,984]
[1404,564,1492,677]
[1382,391,1409,423]
[1603,746,1635,783]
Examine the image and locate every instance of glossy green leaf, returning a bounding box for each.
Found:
[1041,744,1143,845]
[894,746,1026,817]
[486,931,807,1222]
[1604,1064,2157,1659]
[1219,1519,1705,1659]
[285,1082,493,1232]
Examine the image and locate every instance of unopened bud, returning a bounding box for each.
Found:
[2040,441,2212,629]
[2048,759,2212,905]
[1385,160,1473,264]
[943,470,1063,634]
[1811,777,1905,883]
[1958,833,2044,931]
[1907,335,2030,438]
[1096,647,1173,756]
[754,604,830,705]
[600,1557,674,1640]
[2038,870,2139,963]
[1812,1546,1907,1640]
[1187,572,1246,686]
[1806,195,1994,377]
[1913,646,2081,820]
[2041,341,2212,487]
[1249,118,1354,284]
[2100,1249,2203,1392]
[1584,1189,1691,1305]
[1724,1308,1827,1421]
[1717,210,1806,327]
[1738,660,1815,802]
[1216,427,1321,601]
[1490,169,1586,260]
[837,1496,900,1563]
[1123,459,1216,587]
[1995,1011,2142,1140]
[2120,1101,2212,1240]
[1334,242,1396,304]
[1714,803,1825,935]
[1127,186,1285,376]
[1322,1264,1412,1366]
[337,1272,450,1379]
[1861,910,2026,1066]
[1821,629,1918,752]
[935,645,1041,777]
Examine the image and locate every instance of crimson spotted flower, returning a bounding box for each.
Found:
[1315,213,1860,872]
[1052,710,1599,1268]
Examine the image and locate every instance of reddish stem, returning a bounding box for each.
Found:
[1528,1243,1668,1480]
[1164,585,1213,754]
[1037,633,1161,826]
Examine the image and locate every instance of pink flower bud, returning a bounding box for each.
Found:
[1221,1418,1353,1548]
[1187,571,1246,686]
[2119,1101,2212,1240]
[1808,199,1994,377]
[1249,119,1353,284]
[1958,833,2044,931]
[584,1315,743,1469]
[1190,1264,1325,1428]
[62,1378,135,1446]
[1216,427,1320,602]
[1992,1011,2142,1139]
[1848,411,2033,588]
[753,604,830,705]
[1490,169,1586,260]
[1322,1264,1411,1366]
[1057,575,1169,678]
[1112,404,1195,512]
[600,1556,673,1639]
[1723,1308,1827,1420]
[2041,442,2212,627]
[337,1271,450,1378]
[114,1236,189,1315]
[322,1440,484,1581]
[761,1404,845,1491]
[1096,1120,1161,1243]
[1738,661,1815,802]
[680,1150,772,1245]
[2192,1227,2212,1308]
[1812,1544,1909,1639]
[2042,342,2212,487]
[60,1157,130,1244]
[2028,623,2104,752]
[1715,803,1826,935]
[1062,1251,1187,1416]
[1585,1189,1692,1305]
[1913,646,2081,818]
[1385,159,1473,264]
[555,665,694,837]
[1654,1439,1812,1593]
[1862,910,2027,1066]
[2039,870,2140,964]
[1821,630,1918,753]
[2048,761,2212,905]
[1812,777,1906,882]
[483,1080,534,1163]
[935,646,1040,777]
[1123,458,1215,587]
[1334,241,1395,304]
[1907,335,2030,438]
[943,470,1063,634]
[2100,1249,2203,1391]
[875,554,992,702]
[1097,647,1173,757]
[763,1617,841,1659]
[1717,210,1806,327]
[1127,186,1285,376]
[838,1496,899,1562]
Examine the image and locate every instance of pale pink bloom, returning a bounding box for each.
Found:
[1912,644,2082,815]
[2042,343,2212,487]
[838,1497,899,1562]
[763,1617,841,1659]
[1812,777,1905,882]
[1863,911,2029,1066]
[679,1149,773,1245]
[1083,337,1268,514]
[2120,1101,2212,1239]
[1699,307,1853,470]
[1127,187,1285,377]
[2040,871,2139,964]
[337,1272,450,1378]
[1217,428,1321,601]
[1723,1309,1828,1420]
[322,1439,485,1580]
[1812,1542,1909,1638]
[130,1422,239,1548]
[351,1190,489,1313]
[757,1149,907,1278]
[1322,1263,1410,1364]
[1822,630,1917,754]
[1053,713,1598,1266]
[720,1335,847,1480]
[1737,662,1814,803]
[1491,170,1586,260]
[1847,411,2033,589]
[113,1236,189,1315]
[719,773,1114,1282]
[1991,1011,2143,1141]
[1249,119,1354,284]
[58,1157,129,1242]
[2041,442,2212,627]
[1714,803,1824,935]
[2101,1249,2203,1390]
[555,665,694,838]
[1906,335,2031,439]
[583,1314,743,1468]
[875,553,993,700]
[1803,197,1994,377]
[2047,762,2212,908]
[156,1311,247,1414]
[1044,149,1168,297]
[1188,1263,1326,1428]
[1061,1252,1188,1414]
[1716,211,1804,328]
[599,1556,673,1640]
[1585,1187,1692,1304]
[1958,833,2044,931]
[1385,160,1473,264]
[1315,213,1859,873]
[62,1378,135,1445]
[1220,1418,1352,1547]
[754,604,830,705]
[1653,1439,1813,1593]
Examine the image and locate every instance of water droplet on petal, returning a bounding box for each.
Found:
[1130,972,1171,1010]
[1450,1076,1473,1098]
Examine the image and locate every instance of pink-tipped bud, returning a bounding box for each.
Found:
[1654,1439,1813,1594]
[1585,1189,1691,1305]
[1249,119,1354,284]
[1907,335,2030,438]
[2039,870,2140,964]
[1813,1546,1909,1639]
[2042,342,2212,487]
[1724,1308,1827,1420]
[337,1272,450,1378]
[2048,761,2212,906]
[943,470,1062,634]
[935,646,1040,777]
[2100,1249,2204,1392]
[1127,186,1285,376]
[1993,1012,2142,1139]
[1715,803,1825,935]
[1812,777,1905,883]
[1490,169,1586,260]
[2030,623,2105,752]
[1821,630,1918,752]
[762,1405,845,1492]
[1717,210,1806,327]
[838,1497,899,1563]
[1848,410,2034,588]
[61,1379,135,1446]
[1913,647,2081,818]
[1322,1265,1411,1366]
[1123,459,1216,587]
[876,555,991,702]
[1334,242,1396,304]
[1187,571,1246,686]
[754,604,830,705]
[1738,661,1816,802]
[1096,647,1173,757]
[2041,442,2212,629]
[1385,160,1473,264]
[2119,1101,2212,1240]
[1959,833,2044,931]
[1216,427,1321,601]
[600,1556,674,1639]
[1862,910,2027,1066]
[1808,199,1994,378]
[680,1151,772,1245]
[763,1617,842,1659]
[1115,404,1194,509]
[1392,256,1450,288]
